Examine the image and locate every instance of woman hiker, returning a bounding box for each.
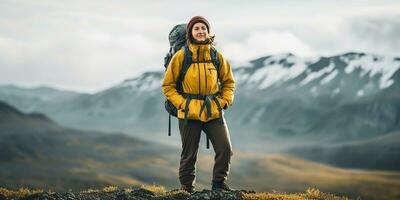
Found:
[162,16,236,193]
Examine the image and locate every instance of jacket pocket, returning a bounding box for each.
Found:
[207,67,218,90]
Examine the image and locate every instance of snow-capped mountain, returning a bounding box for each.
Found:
[1,52,399,144]
[228,52,400,141]
[237,52,398,89]
[234,52,399,101]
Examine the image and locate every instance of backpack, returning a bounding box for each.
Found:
[163,24,221,149]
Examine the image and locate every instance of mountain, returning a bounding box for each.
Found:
[1,52,399,145]
[0,84,82,112]
[286,131,400,171]
[0,100,61,134]
[0,100,179,191]
[229,52,400,140]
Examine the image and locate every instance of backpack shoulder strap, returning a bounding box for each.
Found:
[210,46,221,80]
[176,45,193,93]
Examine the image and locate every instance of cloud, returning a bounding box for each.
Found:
[0,27,164,93]
[346,14,400,56]
[218,8,400,63]
[221,30,317,63]
[1,0,400,93]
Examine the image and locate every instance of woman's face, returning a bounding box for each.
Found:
[191,22,208,42]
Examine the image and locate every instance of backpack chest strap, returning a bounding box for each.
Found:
[182,92,223,125]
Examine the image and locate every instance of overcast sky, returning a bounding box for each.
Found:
[1,0,399,93]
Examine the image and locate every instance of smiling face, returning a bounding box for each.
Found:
[191,22,209,42]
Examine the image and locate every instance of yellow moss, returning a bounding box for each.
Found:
[302,187,351,200]
[79,186,118,194]
[242,188,351,200]
[123,187,133,192]
[242,192,306,200]
[102,185,118,193]
[47,189,55,195]
[0,187,43,197]
[80,188,100,193]
[305,187,321,196]
[166,189,189,196]
[141,185,167,195]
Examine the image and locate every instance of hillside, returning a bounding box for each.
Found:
[0,84,81,112]
[286,131,400,171]
[0,100,178,191]
[228,153,400,200]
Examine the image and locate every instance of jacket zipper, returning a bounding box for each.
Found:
[203,47,208,95]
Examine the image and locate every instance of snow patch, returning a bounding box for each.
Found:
[248,55,308,89]
[320,69,338,85]
[357,90,364,97]
[118,73,161,92]
[300,62,334,86]
[234,68,250,84]
[333,88,340,94]
[330,87,340,97]
[344,55,399,89]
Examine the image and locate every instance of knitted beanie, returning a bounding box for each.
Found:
[186,16,211,42]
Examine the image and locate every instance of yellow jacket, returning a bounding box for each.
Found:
[162,42,235,122]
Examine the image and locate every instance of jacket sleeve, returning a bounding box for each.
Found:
[162,50,186,109]
[216,51,235,109]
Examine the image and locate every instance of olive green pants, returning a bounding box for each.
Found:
[178,117,233,187]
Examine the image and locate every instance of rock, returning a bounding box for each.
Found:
[17,192,54,200]
[128,188,155,199]
[154,190,190,200]
[188,190,242,200]
[65,192,76,200]
[116,191,140,200]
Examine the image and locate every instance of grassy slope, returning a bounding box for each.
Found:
[2,146,400,199]
[227,153,400,200]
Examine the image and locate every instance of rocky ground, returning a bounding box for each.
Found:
[0,188,248,200]
[0,186,352,200]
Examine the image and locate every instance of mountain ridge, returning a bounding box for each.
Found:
[0,51,399,147]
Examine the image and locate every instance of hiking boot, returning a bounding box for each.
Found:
[211,181,234,191]
[181,185,195,194]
